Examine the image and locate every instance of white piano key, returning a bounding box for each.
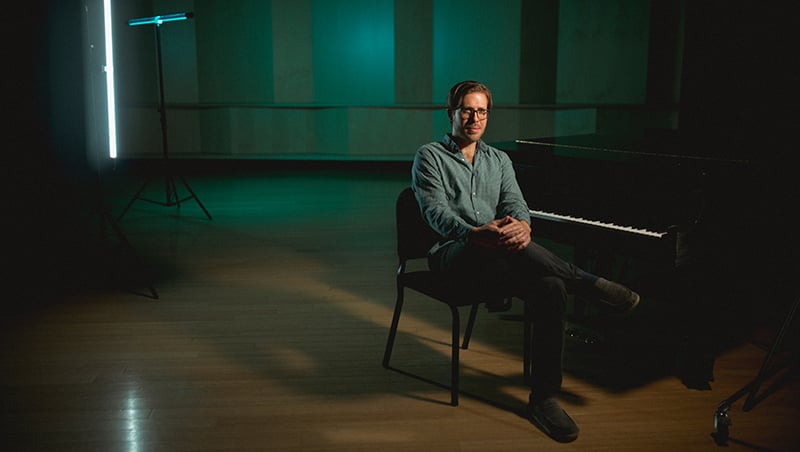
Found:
[530,209,667,238]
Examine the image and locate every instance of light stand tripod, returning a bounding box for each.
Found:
[712,291,799,446]
[117,13,211,222]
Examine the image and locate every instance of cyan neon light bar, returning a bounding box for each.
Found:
[128,12,193,27]
[103,0,117,158]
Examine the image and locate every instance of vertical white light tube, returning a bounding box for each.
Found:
[103,0,117,158]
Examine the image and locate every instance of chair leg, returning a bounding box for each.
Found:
[449,305,461,406]
[523,299,532,384]
[384,288,474,406]
[383,287,405,368]
[461,304,480,349]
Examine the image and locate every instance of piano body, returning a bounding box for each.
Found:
[494,130,764,386]
[494,130,755,288]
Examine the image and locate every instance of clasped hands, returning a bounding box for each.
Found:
[468,216,531,252]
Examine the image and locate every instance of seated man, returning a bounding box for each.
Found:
[411,80,640,443]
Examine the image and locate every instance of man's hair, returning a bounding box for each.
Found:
[446,80,493,112]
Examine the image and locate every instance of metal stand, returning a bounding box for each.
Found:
[117,14,211,222]
[95,173,159,299]
[712,292,799,446]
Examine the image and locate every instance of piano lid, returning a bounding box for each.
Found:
[496,129,751,165]
[493,129,757,234]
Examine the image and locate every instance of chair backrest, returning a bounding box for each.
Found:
[396,187,443,262]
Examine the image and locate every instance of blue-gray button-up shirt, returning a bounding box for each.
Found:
[411,134,531,255]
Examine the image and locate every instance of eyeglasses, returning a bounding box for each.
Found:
[458,107,489,119]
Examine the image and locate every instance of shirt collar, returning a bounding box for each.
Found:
[443,134,487,155]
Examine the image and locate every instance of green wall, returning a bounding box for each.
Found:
[108,0,678,160]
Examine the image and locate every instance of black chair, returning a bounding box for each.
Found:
[382,187,531,406]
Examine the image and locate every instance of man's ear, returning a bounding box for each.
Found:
[446,109,454,123]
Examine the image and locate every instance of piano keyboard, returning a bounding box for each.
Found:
[530,209,668,239]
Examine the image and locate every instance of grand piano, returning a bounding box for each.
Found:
[494,130,756,286]
[494,130,769,387]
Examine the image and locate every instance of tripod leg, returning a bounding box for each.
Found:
[166,174,180,208]
[711,292,799,443]
[117,177,151,222]
[179,176,212,220]
[742,293,799,411]
[103,207,159,299]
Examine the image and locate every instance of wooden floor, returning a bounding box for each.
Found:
[3,162,798,451]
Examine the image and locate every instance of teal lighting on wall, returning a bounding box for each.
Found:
[312,0,395,105]
[103,0,117,158]
[432,0,521,105]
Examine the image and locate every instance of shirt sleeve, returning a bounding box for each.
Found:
[411,146,474,240]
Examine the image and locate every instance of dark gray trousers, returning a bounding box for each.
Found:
[430,239,592,402]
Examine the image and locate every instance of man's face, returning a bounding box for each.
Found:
[450,92,489,145]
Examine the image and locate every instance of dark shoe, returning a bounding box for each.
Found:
[526,397,579,443]
[593,277,640,313]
